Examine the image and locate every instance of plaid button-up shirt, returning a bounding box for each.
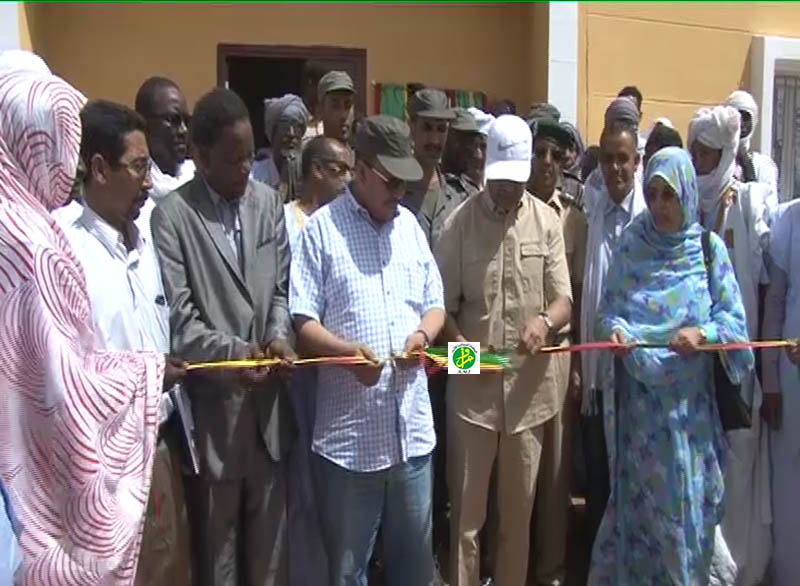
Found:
[289,187,445,472]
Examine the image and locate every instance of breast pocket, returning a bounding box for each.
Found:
[155,296,170,348]
[463,253,498,304]
[520,241,545,299]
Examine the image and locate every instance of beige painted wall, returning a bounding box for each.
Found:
[578,3,800,145]
[22,3,536,114]
[527,2,550,114]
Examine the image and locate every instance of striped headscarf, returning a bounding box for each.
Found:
[0,68,165,585]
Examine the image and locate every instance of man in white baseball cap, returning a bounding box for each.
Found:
[433,114,573,586]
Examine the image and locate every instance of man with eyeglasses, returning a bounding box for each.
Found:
[58,99,190,586]
[526,117,587,586]
[290,115,445,586]
[283,136,350,586]
[135,76,196,203]
[284,136,351,253]
[152,88,296,586]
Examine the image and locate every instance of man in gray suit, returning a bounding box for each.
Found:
[151,87,295,586]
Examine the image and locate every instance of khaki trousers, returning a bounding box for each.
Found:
[533,353,572,586]
[448,412,544,586]
[135,430,191,586]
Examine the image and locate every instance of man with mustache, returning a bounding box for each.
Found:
[135,76,196,203]
[290,115,444,586]
[402,88,457,584]
[527,118,587,586]
[579,106,645,564]
[443,108,486,201]
[59,99,190,586]
[317,70,356,145]
[403,88,459,248]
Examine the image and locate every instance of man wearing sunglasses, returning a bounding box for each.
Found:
[527,117,587,586]
[135,76,196,203]
[290,115,445,586]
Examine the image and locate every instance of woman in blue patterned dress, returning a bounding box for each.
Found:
[589,147,753,585]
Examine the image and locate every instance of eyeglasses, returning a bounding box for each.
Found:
[318,159,352,179]
[115,158,151,181]
[366,163,405,192]
[152,112,191,130]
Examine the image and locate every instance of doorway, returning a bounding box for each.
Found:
[217,44,367,150]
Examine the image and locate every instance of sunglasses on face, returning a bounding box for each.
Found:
[366,163,405,192]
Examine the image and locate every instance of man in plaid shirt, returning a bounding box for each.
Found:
[290,115,445,586]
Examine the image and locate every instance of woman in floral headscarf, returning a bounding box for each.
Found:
[588,147,752,585]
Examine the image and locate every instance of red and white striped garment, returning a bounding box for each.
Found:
[0,68,165,585]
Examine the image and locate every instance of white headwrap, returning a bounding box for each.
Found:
[0,50,50,76]
[725,90,758,150]
[468,107,495,136]
[687,105,740,215]
[645,117,674,140]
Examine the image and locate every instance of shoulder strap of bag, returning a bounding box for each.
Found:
[701,229,713,294]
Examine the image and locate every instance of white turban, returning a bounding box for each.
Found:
[688,105,740,214]
[646,117,674,139]
[0,50,50,75]
[468,107,495,136]
[724,89,758,149]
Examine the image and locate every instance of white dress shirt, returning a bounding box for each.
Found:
[61,204,173,422]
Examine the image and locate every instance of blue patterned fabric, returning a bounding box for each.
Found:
[589,147,754,585]
[0,481,19,583]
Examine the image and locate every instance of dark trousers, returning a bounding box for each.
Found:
[184,455,288,586]
[429,371,449,553]
[579,391,610,557]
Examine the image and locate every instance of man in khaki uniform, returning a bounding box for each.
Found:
[402,88,457,578]
[402,88,463,248]
[435,115,572,586]
[443,108,486,201]
[527,118,587,586]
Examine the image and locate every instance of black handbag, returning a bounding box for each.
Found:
[701,230,753,431]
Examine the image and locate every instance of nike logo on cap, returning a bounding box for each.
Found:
[498,140,525,151]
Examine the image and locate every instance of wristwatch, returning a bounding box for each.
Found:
[415,329,430,347]
[538,312,554,332]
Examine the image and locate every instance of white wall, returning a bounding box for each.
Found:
[0,3,20,50]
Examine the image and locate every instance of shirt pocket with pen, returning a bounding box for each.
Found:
[154,293,171,352]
